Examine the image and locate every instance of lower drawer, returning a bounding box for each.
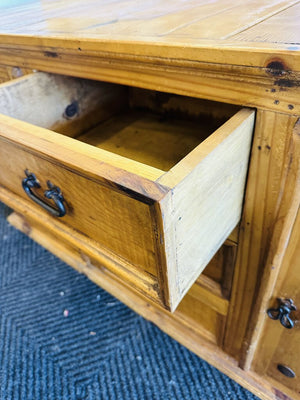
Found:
[0,72,255,310]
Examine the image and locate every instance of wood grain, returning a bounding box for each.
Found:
[0,0,299,71]
[0,113,166,186]
[2,188,161,305]
[250,128,300,393]
[158,109,254,310]
[0,72,128,137]
[77,110,210,171]
[0,44,298,117]
[168,0,298,40]
[241,119,300,378]
[224,111,298,359]
[256,232,300,392]
[0,137,160,278]
[202,241,238,298]
[234,2,300,44]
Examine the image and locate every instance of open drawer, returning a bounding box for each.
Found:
[0,72,255,311]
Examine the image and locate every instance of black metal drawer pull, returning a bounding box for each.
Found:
[22,170,66,217]
[267,298,296,329]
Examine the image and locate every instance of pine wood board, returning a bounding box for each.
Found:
[0,43,298,116]
[254,208,300,392]
[158,109,255,309]
[0,0,299,50]
[234,2,300,44]
[223,111,299,359]
[0,0,299,85]
[77,110,210,171]
[167,0,299,40]
[240,119,300,373]
[0,72,129,138]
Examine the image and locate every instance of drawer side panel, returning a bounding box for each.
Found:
[160,110,255,310]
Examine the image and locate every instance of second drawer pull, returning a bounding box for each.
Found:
[267,298,296,329]
[22,170,66,217]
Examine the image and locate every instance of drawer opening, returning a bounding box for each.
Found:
[0,72,255,311]
[77,109,212,171]
[0,72,240,172]
[76,87,240,171]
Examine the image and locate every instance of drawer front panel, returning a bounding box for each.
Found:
[0,137,158,278]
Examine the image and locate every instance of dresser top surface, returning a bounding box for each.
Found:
[0,0,299,71]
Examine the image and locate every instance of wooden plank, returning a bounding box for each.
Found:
[0,137,161,279]
[168,0,298,40]
[0,0,202,34]
[250,174,300,394]
[255,222,300,388]
[223,111,298,359]
[77,110,213,171]
[0,34,299,70]
[158,108,255,185]
[158,109,255,310]
[0,113,166,190]
[72,1,236,37]
[241,119,300,371]
[0,0,299,78]
[0,0,299,51]
[129,87,240,124]
[0,72,128,137]
[193,274,229,316]
[0,44,298,116]
[233,3,300,44]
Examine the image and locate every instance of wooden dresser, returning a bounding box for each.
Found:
[0,1,299,399]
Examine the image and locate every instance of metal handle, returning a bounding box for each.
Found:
[22,170,66,217]
[267,298,296,329]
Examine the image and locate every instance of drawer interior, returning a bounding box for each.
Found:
[0,72,240,172]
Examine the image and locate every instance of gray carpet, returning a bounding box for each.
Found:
[0,201,259,400]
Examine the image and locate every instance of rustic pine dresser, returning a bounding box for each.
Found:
[0,1,299,399]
